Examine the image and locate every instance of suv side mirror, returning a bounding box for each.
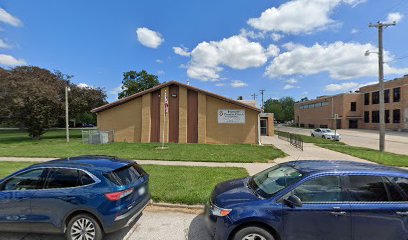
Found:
[284,195,302,208]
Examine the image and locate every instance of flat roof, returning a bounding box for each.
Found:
[92,81,262,113]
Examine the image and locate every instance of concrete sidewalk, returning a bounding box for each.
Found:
[261,136,373,164]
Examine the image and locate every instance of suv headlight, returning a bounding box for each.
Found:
[211,204,232,217]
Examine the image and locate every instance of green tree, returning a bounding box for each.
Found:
[237,96,243,100]
[67,84,107,126]
[264,97,295,122]
[0,67,107,138]
[118,70,160,99]
[2,66,65,139]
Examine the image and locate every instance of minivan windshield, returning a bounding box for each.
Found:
[248,165,304,198]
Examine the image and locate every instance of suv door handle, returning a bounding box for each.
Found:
[330,211,347,216]
[396,211,408,216]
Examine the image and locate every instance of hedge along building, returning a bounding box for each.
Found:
[91,81,274,144]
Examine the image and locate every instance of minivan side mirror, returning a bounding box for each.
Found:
[284,195,302,208]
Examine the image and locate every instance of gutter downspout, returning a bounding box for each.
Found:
[258,113,262,145]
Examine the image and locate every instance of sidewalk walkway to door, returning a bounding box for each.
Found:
[0,136,372,176]
[261,136,373,164]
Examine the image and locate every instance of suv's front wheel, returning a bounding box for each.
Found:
[233,226,275,240]
[66,214,103,240]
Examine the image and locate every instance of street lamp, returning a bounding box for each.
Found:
[65,85,71,143]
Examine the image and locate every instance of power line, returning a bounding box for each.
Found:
[250,93,257,101]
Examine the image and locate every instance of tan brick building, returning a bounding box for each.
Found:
[294,75,408,131]
[92,81,274,144]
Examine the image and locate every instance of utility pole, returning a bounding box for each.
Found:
[259,89,265,110]
[369,21,396,152]
[65,85,70,142]
[251,93,257,101]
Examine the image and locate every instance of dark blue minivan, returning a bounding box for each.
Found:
[207,160,408,240]
[0,156,150,240]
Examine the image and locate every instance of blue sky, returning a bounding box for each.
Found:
[1,0,408,104]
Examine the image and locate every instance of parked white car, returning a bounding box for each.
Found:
[311,128,341,141]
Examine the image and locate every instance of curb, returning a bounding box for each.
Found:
[150,201,204,210]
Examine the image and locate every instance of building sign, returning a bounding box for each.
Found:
[218,109,245,124]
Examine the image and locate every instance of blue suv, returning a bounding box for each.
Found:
[206,160,408,240]
[0,156,150,240]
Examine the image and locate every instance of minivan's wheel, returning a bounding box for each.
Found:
[233,226,275,240]
[311,133,314,137]
[322,135,326,139]
[66,214,103,240]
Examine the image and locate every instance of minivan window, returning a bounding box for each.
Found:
[105,164,143,186]
[293,176,344,202]
[1,169,46,191]
[249,165,304,198]
[348,176,388,202]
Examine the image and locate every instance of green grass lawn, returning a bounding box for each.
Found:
[0,129,285,163]
[276,130,408,167]
[316,144,408,167]
[0,161,248,205]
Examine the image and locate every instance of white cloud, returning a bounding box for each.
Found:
[0,54,26,66]
[173,46,190,57]
[282,42,302,51]
[324,81,376,92]
[109,85,123,96]
[351,28,359,34]
[156,59,163,64]
[265,41,408,80]
[266,44,280,57]
[230,80,248,88]
[271,33,283,41]
[187,35,268,81]
[77,83,93,88]
[239,29,265,39]
[247,0,364,35]
[286,78,298,84]
[283,84,297,90]
[0,8,22,27]
[215,83,225,87]
[0,39,11,49]
[386,12,403,23]
[136,27,164,48]
[157,70,165,76]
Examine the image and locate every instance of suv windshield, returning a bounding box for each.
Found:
[248,165,304,198]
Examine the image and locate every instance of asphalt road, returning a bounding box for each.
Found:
[0,208,211,240]
[276,125,408,155]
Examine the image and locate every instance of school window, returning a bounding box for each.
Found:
[364,111,370,123]
[393,109,401,123]
[372,91,379,104]
[350,102,357,112]
[385,110,390,124]
[393,87,401,102]
[384,89,390,103]
[364,93,370,105]
[372,111,379,123]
